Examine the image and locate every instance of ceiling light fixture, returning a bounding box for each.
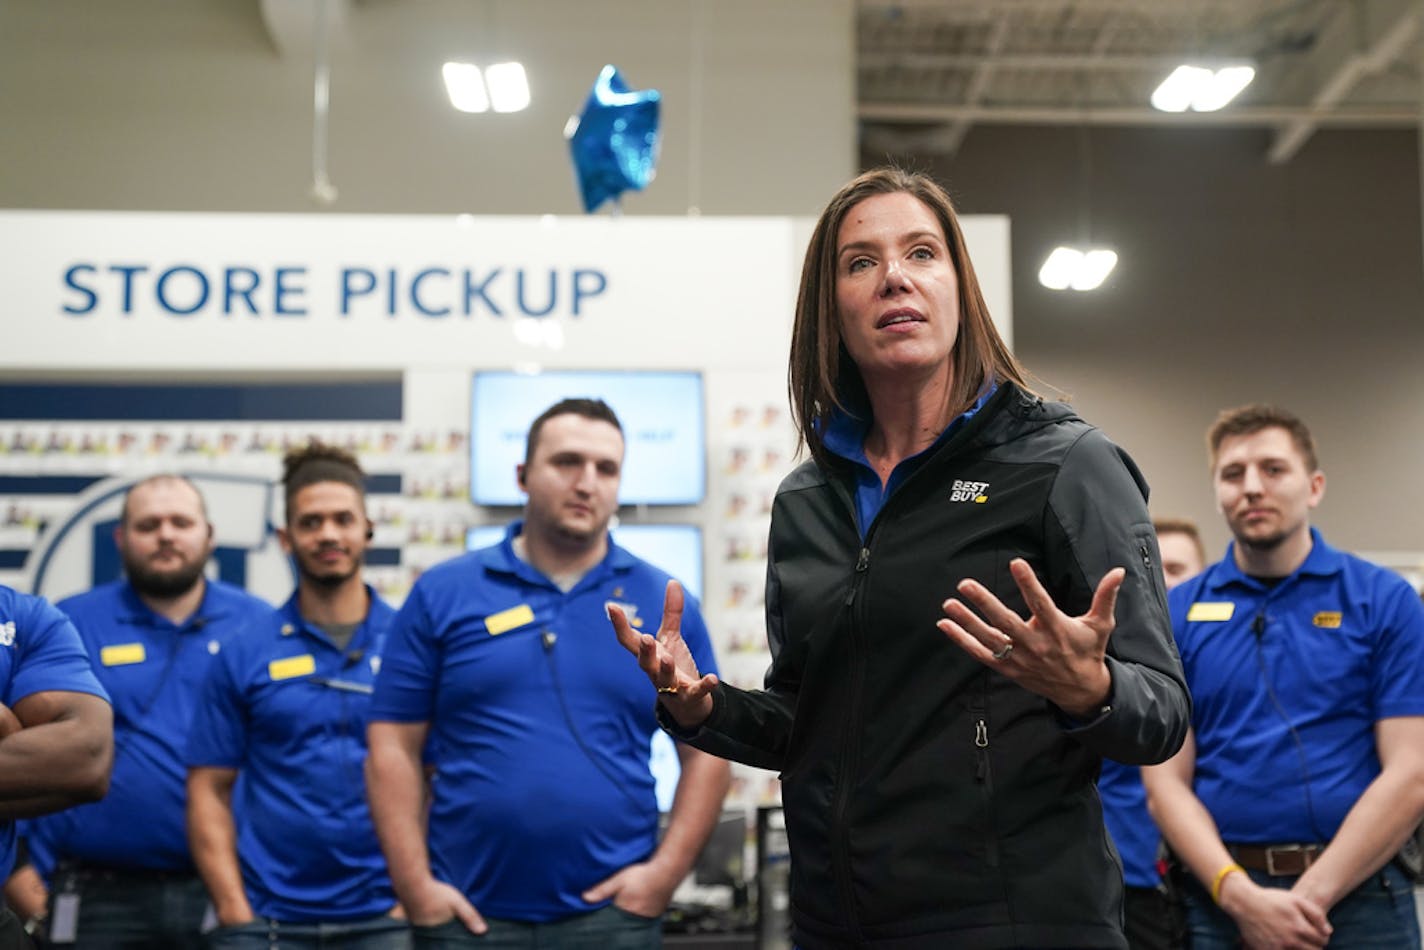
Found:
[443,61,530,114]
[1038,246,1118,291]
[1151,63,1255,113]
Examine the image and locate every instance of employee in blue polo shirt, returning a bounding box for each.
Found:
[188,443,407,948]
[0,584,112,948]
[25,474,270,948]
[1098,517,1206,950]
[367,398,730,947]
[1144,404,1424,949]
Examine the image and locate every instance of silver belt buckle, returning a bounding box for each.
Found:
[1265,844,1305,875]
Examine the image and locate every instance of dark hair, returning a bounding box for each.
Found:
[281,441,366,523]
[119,474,209,526]
[1153,517,1206,566]
[788,166,1031,468]
[523,398,623,466]
[1206,404,1318,472]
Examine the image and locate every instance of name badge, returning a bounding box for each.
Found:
[100,643,147,666]
[1187,601,1235,622]
[268,654,316,681]
[1313,611,1343,628]
[486,604,535,635]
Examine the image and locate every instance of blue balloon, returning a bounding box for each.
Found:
[566,65,661,213]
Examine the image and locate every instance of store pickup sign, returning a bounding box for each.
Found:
[0,210,801,371]
[60,262,610,320]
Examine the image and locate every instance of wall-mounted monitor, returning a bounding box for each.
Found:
[469,370,705,507]
[465,522,704,601]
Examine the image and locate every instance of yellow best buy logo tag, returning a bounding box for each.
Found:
[1187,602,1235,622]
[268,654,316,681]
[1313,611,1343,629]
[100,643,146,667]
[486,604,535,636]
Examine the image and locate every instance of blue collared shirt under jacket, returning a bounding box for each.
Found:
[186,586,398,922]
[1169,528,1424,844]
[0,585,110,879]
[369,524,719,922]
[25,579,268,877]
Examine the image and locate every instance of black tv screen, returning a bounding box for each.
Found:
[469,370,705,506]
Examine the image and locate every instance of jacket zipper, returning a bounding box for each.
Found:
[829,543,872,941]
[970,678,1000,868]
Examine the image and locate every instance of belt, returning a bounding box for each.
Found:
[58,860,198,884]
[1228,843,1325,876]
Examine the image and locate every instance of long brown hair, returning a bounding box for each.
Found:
[788,167,1029,468]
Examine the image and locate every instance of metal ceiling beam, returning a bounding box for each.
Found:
[1266,1,1420,163]
[935,12,1012,156]
[858,52,1208,71]
[859,102,1418,126]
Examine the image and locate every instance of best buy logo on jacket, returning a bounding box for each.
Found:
[950,479,990,503]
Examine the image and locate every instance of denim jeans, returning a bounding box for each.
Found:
[47,865,210,949]
[1182,862,1420,948]
[205,914,410,950]
[412,905,660,950]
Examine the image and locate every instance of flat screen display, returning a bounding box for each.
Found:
[470,371,705,506]
[464,522,704,601]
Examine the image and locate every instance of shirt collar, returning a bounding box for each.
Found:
[1208,526,1342,592]
[118,577,234,629]
[479,520,634,589]
[277,584,389,646]
[822,381,999,469]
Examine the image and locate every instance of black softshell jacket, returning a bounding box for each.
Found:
[677,384,1190,949]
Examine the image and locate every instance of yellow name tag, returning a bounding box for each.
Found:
[268,654,316,681]
[1187,602,1236,622]
[100,643,146,666]
[1313,611,1343,628]
[486,604,535,636]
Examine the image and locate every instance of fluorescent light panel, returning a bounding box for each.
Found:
[443,61,530,114]
[1039,246,1118,292]
[1151,63,1254,113]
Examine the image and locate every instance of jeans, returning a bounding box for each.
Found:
[205,914,410,950]
[1182,862,1420,949]
[47,865,210,949]
[412,905,660,950]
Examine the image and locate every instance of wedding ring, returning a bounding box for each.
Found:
[991,641,1013,661]
[657,685,679,694]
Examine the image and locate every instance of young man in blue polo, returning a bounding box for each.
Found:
[0,584,113,948]
[1144,405,1424,948]
[24,474,270,948]
[366,398,730,947]
[187,444,406,947]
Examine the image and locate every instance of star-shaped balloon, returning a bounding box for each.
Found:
[565,65,662,213]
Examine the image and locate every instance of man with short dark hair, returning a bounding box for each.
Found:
[367,398,730,947]
[0,584,112,949]
[25,475,270,948]
[1145,405,1424,948]
[187,443,406,947]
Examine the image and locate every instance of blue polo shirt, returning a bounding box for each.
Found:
[0,585,110,879]
[187,587,398,922]
[369,524,719,922]
[26,579,268,876]
[1097,760,1160,889]
[1169,528,1424,844]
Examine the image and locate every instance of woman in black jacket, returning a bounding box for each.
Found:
[612,167,1190,949]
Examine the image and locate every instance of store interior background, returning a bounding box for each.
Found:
[3,0,1424,933]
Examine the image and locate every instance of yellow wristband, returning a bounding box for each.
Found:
[1210,862,1244,904]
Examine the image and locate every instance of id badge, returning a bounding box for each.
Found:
[49,892,79,943]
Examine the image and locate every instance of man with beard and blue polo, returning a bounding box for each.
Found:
[1144,405,1424,949]
[24,474,270,949]
[187,443,407,948]
[366,398,730,947]
[0,584,112,949]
